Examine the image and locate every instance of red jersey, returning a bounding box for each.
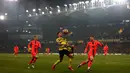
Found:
[46,48,50,52]
[14,46,19,52]
[103,45,108,51]
[28,40,41,53]
[84,40,103,56]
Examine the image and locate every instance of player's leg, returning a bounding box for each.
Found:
[14,51,16,56]
[77,54,89,68]
[14,52,18,57]
[28,53,35,69]
[32,56,38,64]
[47,51,49,55]
[65,50,74,71]
[16,52,18,56]
[31,53,39,68]
[77,59,88,68]
[87,55,94,72]
[31,57,38,68]
[104,50,107,56]
[52,50,64,70]
[14,52,16,56]
[28,55,34,65]
[28,57,34,69]
[106,50,108,55]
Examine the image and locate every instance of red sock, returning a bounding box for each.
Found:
[32,57,37,64]
[29,58,34,65]
[80,61,87,66]
[88,60,93,68]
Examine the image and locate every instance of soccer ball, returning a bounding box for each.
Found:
[62,29,69,34]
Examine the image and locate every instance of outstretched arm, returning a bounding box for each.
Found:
[39,42,42,49]
[97,41,103,47]
[28,41,32,49]
[84,43,89,53]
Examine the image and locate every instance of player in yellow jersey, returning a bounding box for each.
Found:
[52,30,74,71]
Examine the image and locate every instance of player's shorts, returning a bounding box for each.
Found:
[59,50,73,59]
[88,52,95,60]
[31,52,37,57]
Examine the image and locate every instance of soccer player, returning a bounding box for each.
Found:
[27,35,41,69]
[103,44,109,56]
[45,48,50,55]
[14,45,19,57]
[52,31,74,71]
[77,36,103,72]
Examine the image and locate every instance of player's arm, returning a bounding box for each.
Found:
[97,41,103,47]
[28,41,32,48]
[84,42,89,54]
[56,38,62,46]
[38,42,42,49]
[28,41,32,52]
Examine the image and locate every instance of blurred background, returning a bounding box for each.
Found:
[0,0,130,54]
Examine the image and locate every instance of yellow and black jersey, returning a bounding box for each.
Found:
[56,37,68,51]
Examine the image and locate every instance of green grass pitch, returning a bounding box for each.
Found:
[0,54,130,73]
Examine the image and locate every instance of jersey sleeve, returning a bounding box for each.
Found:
[28,41,32,48]
[97,41,103,47]
[84,42,89,53]
[38,42,41,48]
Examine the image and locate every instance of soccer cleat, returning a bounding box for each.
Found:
[52,64,56,70]
[77,64,81,68]
[85,69,92,72]
[28,66,30,69]
[28,64,30,69]
[68,66,74,71]
[31,65,35,68]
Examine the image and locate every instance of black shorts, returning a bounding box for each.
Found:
[59,50,72,58]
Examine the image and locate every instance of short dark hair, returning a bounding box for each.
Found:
[90,35,94,37]
[34,35,37,38]
[57,31,62,35]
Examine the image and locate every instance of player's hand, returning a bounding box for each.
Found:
[28,48,32,52]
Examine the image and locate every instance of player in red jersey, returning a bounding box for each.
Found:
[27,36,41,69]
[14,45,19,57]
[45,48,50,55]
[103,44,109,56]
[77,36,103,72]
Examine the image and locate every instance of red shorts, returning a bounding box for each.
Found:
[31,52,37,57]
[88,52,94,60]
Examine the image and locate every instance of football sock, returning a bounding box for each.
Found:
[54,60,60,65]
[28,58,34,65]
[88,60,93,69]
[68,58,73,66]
[80,61,87,66]
[32,57,38,64]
